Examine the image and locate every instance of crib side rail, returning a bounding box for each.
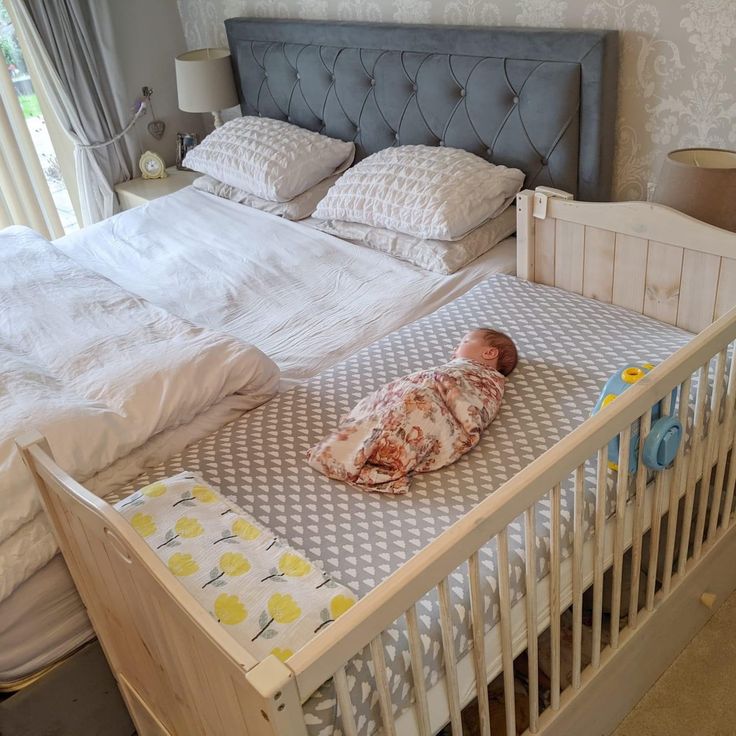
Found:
[516,188,736,333]
[17,433,306,736]
[287,302,736,730]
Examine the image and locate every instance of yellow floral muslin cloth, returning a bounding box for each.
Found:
[115,472,357,662]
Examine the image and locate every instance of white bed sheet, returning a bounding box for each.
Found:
[55,188,516,385]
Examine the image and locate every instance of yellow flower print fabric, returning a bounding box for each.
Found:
[115,472,358,662]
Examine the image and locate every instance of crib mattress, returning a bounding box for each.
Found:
[121,274,692,735]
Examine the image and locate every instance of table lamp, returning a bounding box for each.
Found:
[175,48,239,128]
[653,147,736,232]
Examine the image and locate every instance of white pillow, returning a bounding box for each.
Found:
[311,203,516,274]
[192,174,338,221]
[313,145,524,241]
[183,116,355,202]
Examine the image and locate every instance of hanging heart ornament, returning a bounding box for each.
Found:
[148,119,166,140]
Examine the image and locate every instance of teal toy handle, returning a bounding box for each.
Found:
[642,416,682,471]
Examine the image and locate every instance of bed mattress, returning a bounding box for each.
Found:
[121,273,693,735]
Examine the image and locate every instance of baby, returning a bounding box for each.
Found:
[307,328,517,494]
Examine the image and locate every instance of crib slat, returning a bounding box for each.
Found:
[468,553,492,736]
[628,410,652,628]
[405,605,432,736]
[709,345,736,541]
[693,349,727,559]
[678,363,710,576]
[646,392,672,611]
[497,528,517,736]
[524,506,539,731]
[662,376,692,595]
[549,484,561,709]
[721,450,736,534]
[334,666,358,736]
[369,636,397,736]
[572,464,585,690]
[591,447,607,670]
[438,578,463,735]
[610,426,631,649]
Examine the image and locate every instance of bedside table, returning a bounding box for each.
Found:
[115,166,200,210]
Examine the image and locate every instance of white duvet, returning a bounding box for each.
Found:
[0,227,279,602]
[55,187,516,384]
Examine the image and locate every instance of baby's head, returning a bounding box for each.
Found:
[453,328,518,375]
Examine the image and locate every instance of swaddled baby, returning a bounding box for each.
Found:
[307,328,517,494]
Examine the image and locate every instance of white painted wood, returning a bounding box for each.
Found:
[678,363,710,577]
[114,166,199,210]
[533,196,736,260]
[571,465,585,690]
[534,215,557,286]
[582,226,615,303]
[661,376,692,596]
[628,411,652,628]
[468,553,492,736]
[708,344,736,542]
[369,636,396,736]
[645,393,671,611]
[405,605,432,736]
[516,190,535,280]
[549,484,561,710]
[497,529,516,736]
[524,506,540,732]
[16,435,305,736]
[334,667,358,736]
[715,258,736,320]
[693,349,727,560]
[591,448,608,670]
[437,578,462,734]
[612,234,648,313]
[644,241,683,326]
[554,219,585,294]
[677,251,721,333]
[610,426,632,648]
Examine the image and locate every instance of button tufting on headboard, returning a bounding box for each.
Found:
[226,19,618,201]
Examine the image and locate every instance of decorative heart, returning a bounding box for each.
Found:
[147,119,165,140]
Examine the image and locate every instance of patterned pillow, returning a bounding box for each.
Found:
[193,173,339,221]
[311,203,517,274]
[183,116,355,202]
[313,145,524,240]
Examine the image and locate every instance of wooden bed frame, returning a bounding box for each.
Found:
[19,190,736,736]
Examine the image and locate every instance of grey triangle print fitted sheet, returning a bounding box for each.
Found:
[121,274,692,735]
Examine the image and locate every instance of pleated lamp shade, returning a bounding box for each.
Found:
[653,148,736,232]
[175,48,239,126]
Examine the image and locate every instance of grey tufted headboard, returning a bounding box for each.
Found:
[225,18,618,201]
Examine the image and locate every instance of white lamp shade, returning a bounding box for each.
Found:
[175,48,239,114]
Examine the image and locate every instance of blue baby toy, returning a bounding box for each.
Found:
[592,362,682,474]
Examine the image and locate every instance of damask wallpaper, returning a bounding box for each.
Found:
[176,0,736,201]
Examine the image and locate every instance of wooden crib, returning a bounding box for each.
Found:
[19,188,736,736]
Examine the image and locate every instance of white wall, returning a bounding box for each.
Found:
[108,0,205,170]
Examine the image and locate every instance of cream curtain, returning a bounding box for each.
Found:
[0,42,62,238]
[6,0,134,226]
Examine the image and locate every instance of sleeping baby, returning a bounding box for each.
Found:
[307,328,517,494]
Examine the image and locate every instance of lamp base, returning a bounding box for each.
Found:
[212,110,224,128]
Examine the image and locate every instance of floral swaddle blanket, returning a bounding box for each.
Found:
[307,358,505,494]
[115,473,357,662]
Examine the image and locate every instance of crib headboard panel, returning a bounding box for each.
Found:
[225,18,618,201]
[516,189,736,333]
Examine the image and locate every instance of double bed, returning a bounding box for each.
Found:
[15,17,736,736]
[2,18,619,690]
